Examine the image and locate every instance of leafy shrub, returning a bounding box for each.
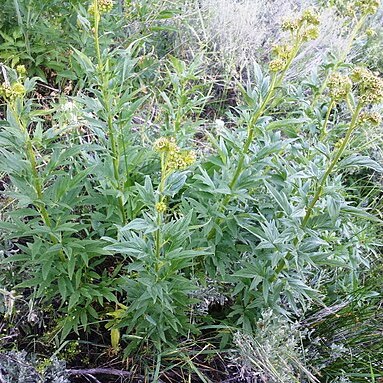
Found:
[0,0,382,381]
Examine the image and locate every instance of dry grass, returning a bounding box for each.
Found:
[176,0,351,80]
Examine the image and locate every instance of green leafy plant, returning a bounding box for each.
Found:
[0,1,383,381]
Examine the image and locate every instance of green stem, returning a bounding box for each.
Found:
[228,33,302,193]
[9,104,66,261]
[9,106,50,225]
[302,102,363,226]
[229,73,278,191]
[312,14,367,105]
[93,0,102,71]
[155,213,162,262]
[105,96,126,224]
[272,102,363,279]
[208,38,304,241]
[93,2,126,225]
[320,99,335,140]
[154,161,168,272]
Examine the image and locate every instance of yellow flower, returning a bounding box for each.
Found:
[272,44,293,60]
[16,65,27,76]
[358,111,382,126]
[0,82,25,100]
[155,201,167,213]
[153,137,170,152]
[269,58,287,72]
[328,73,352,101]
[281,19,299,32]
[355,0,380,15]
[98,0,114,13]
[89,0,113,15]
[302,25,319,41]
[0,83,11,99]
[168,150,196,170]
[300,9,320,26]
[11,82,26,97]
[351,67,383,105]
[366,28,377,37]
[184,151,196,166]
[154,137,196,172]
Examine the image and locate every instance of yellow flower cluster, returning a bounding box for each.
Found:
[302,26,320,42]
[354,0,380,15]
[366,28,377,37]
[327,73,352,101]
[0,82,25,100]
[274,8,320,72]
[269,58,287,72]
[358,111,382,126]
[155,201,167,213]
[351,67,383,105]
[281,19,299,32]
[153,136,177,152]
[269,44,294,72]
[300,9,321,26]
[16,65,27,76]
[98,0,114,12]
[89,0,114,15]
[272,44,293,60]
[153,137,196,171]
[281,8,320,41]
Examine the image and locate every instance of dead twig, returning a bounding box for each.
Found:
[66,368,134,377]
[85,374,102,383]
[67,367,166,382]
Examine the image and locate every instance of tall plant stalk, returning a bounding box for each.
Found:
[272,101,363,278]
[92,0,126,225]
[213,33,307,230]
[302,102,363,226]
[8,102,66,262]
[312,14,368,106]
[9,105,50,227]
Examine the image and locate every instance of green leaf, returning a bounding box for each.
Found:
[71,47,95,73]
[68,291,80,311]
[0,253,30,264]
[163,172,188,196]
[338,155,383,172]
[341,204,382,222]
[61,318,75,343]
[122,218,156,233]
[42,258,53,281]
[58,277,68,302]
[68,255,76,280]
[264,181,292,215]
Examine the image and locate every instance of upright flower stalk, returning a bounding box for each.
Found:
[0,68,65,260]
[153,137,195,264]
[312,0,380,105]
[273,65,383,279]
[203,10,322,242]
[303,66,383,226]
[228,10,321,198]
[303,102,363,226]
[320,72,352,139]
[90,0,127,224]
